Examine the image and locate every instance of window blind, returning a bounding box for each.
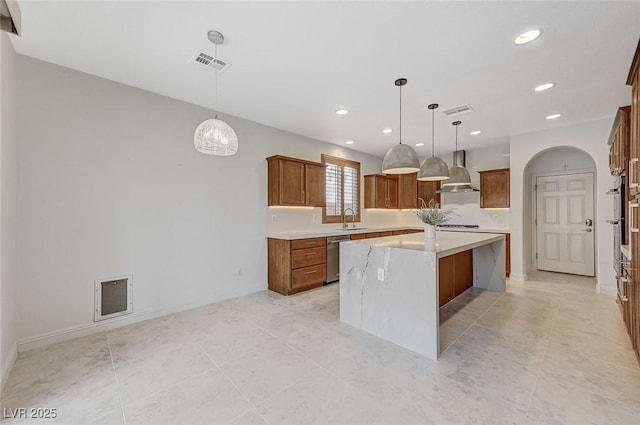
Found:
[321,155,361,223]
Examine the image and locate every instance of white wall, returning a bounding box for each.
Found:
[15,55,390,347]
[0,33,19,388]
[440,144,511,228]
[510,118,615,293]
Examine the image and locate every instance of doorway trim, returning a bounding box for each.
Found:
[529,168,597,276]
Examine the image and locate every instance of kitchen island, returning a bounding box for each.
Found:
[340,231,505,360]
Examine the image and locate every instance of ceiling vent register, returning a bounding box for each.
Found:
[192,51,230,73]
[442,104,474,117]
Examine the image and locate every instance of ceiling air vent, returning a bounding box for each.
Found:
[442,104,475,117]
[192,51,230,73]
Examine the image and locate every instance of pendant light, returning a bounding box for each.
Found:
[194,30,238,156]
[417,104,450,181]
[381,78,420,174]
[442,121,472,187]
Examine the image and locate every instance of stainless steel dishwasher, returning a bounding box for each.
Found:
[326,235,351,283]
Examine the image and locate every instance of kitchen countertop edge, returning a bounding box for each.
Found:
[267,226,509,240]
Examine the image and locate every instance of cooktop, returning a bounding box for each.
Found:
[438,224,480,229]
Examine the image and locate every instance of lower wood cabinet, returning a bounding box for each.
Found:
[268,237,326,295]
[438,249,473,307]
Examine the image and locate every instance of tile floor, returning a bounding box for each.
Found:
[2,271,639,425]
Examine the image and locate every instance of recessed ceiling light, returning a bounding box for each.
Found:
[336,109,349,115]
[515,28,543,45]
[345,140,354,145]
[534,82,555,92]
[415,143,425,147]
[546,113,562,120]
[382,128,393,134]
[470,130,482,136]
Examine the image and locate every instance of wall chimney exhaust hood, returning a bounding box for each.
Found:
[438,151,479,193]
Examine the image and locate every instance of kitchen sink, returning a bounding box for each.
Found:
[340,227,368,231]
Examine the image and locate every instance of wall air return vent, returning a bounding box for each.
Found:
[94,275,132,321]
[442,104,475,117]
[192,51,230,73]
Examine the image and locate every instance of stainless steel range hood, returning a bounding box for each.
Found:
[438,150,479,193]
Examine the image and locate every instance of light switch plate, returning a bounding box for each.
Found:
[377,268,384,281]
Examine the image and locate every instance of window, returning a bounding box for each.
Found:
[322,154,361,224]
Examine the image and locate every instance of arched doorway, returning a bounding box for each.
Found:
[522,147,597,276]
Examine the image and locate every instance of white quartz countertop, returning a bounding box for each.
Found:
[346,231,505,258]
[439,227,510,234]
[266,226,422,240]
[267,225,509,240]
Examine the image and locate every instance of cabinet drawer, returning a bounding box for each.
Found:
[391,230,405,235]
[379,231,393,237]
[291,246,326,269]
[366,232,381,238]
[351,233,367,240]
[291,264,326,289]
[291,237,325,250]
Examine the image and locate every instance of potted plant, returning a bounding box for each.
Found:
[414,199,457,239]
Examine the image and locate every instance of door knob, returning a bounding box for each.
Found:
[585,219,593,226]
[585,228,592,232]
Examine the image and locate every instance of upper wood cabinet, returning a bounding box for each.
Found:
[630,43,640,196]
[608,106,631,176]
[364,174,398,208]
[479,168,510,208]
[417,180,441,207]
[398,173,418,209]
[267,155,326,207]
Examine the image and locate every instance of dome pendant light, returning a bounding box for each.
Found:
[194,30,238,156]
[442,121,472,187]
[417,104,450,181]
[381,78,420,174]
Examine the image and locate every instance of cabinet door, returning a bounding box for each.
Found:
[631,81,639,194]
[417,181,441,207]
[398,173,417,209]
[438,255,455,307]
[387,177,399,209]
[375,176,388,208]
[480,169,510,208]
[453,250,473,297]
[305,164,326,207]
[279,159,306,205]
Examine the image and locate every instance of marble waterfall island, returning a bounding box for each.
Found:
[340,231,505,360]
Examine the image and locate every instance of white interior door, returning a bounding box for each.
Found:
[536,173,595,276]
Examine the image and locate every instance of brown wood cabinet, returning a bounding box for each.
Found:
[625,39,640,364]
[267,155,326,207]
[398,173,418,209]
[364,174,398,208]
[438,249,473,307]
[609,106,631,176]
[268,237,327,295]
[417,180,441,207]
[479,168,510,208]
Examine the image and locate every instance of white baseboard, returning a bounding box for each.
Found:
[509,273,528,282]
[1,342,18,390]
[17,289,260,352]
[595,283,617,297]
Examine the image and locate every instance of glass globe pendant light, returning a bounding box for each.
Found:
[381,78,420,174]
[417,104,450,181]
[442,121,472,186]
[194,30,238,156]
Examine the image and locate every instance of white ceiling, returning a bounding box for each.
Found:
[9,1,640,157]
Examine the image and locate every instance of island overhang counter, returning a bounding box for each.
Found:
[339,231,506,360]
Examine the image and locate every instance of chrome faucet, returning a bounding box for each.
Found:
[343,208,356,229]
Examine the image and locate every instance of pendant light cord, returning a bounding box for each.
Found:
[214,43,219,116]
[431,108,435,158]
[454,123,458,165]
[399,83,402,144]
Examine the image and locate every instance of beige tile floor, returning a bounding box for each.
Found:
[2,271,639,425]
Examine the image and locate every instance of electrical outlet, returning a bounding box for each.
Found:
[312,214,317,222]
[271,215,276,223]
[237,267,243,277]
[377,268,385,281]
